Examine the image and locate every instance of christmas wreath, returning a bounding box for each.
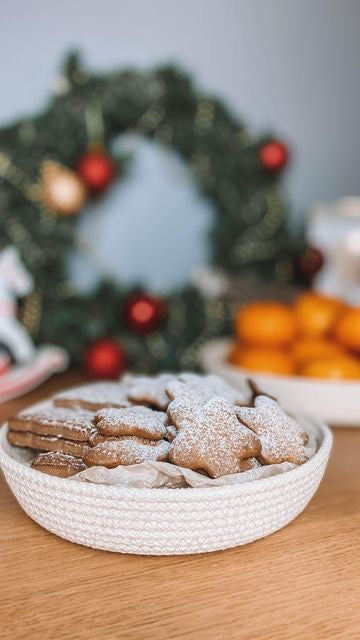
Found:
[0,53,298,375]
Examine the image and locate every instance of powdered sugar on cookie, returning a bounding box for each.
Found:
[236,396,308,465]
[10,375,311,481]
[166,379,212,403]
[94,406,167,440]
[53,383,130,410]
[84,437,170,468]
[169,393,261,478]
[125,373,176,409]
[31,451,87,477]
[8,407,95,442]
[7,430,90,458]
[179,373,250,405]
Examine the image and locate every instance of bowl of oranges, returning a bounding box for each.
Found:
[200,293,360,426]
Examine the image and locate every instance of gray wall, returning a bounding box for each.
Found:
[1,0,359,289]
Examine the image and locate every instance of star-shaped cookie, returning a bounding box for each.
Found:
[167,381,216,432]
[166,380,213,404]
[236,396,308,465]
[93,406,168,440]
[168,395,261,478]
[124,373,176,409]
[84,437,170,468]
[179,373,250,405]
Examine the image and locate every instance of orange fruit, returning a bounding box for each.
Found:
[291,338,344,366]
[333,307,360,352]
[234,301,296,347]
[231,346,296,376]
[294,292,344,338]
[299,355,360,380]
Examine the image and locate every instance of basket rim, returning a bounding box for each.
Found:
[0,415,332,501]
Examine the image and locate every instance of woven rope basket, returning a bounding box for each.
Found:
[0,419,332,555]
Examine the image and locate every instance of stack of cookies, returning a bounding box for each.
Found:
[6,374,309,479]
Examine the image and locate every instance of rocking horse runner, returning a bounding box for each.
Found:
[0,246,68,402]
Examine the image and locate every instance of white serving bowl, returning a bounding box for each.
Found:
[0,418,332,555]
[200,338,360,427]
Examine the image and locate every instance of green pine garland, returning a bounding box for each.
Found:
[0,52,298,372]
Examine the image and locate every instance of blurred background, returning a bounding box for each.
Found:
[2,0,360,220]
[0,0,360,385]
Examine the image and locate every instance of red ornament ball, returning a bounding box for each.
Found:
[124,294,167,334]
[259,140,289,172]
[293,246,324,283]
[77,150,116,193]
[83,338,127,379]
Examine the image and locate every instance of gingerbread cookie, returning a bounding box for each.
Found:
[179,373,250,405]
[83,437,170,468]
[94,406,167,440]
[53,383,130,411]
[166,379,212,403]
[124,373,176,409]
[7,430,90,458]
[8,407,95,442]
[31,452,86,477]
[236,396,308,465]
[168,394,261,478]
[167,382,215,430]
[88,431,114,446]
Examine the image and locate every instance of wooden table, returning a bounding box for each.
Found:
[0,374,359,640]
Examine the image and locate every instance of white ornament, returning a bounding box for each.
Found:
[0,246,35,363]
[190,265,228,298]
[307,197,360,304]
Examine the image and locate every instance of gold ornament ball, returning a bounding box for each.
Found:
[41,161,87,215]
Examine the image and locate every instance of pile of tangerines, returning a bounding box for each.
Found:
[229,292,360,379]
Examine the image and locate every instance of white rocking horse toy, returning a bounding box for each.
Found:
[0,246,35,362]
[0,246,68,402]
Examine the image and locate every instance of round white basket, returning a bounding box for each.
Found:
[0,420,332,555]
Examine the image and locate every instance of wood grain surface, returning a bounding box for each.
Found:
[0,373,359,640]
